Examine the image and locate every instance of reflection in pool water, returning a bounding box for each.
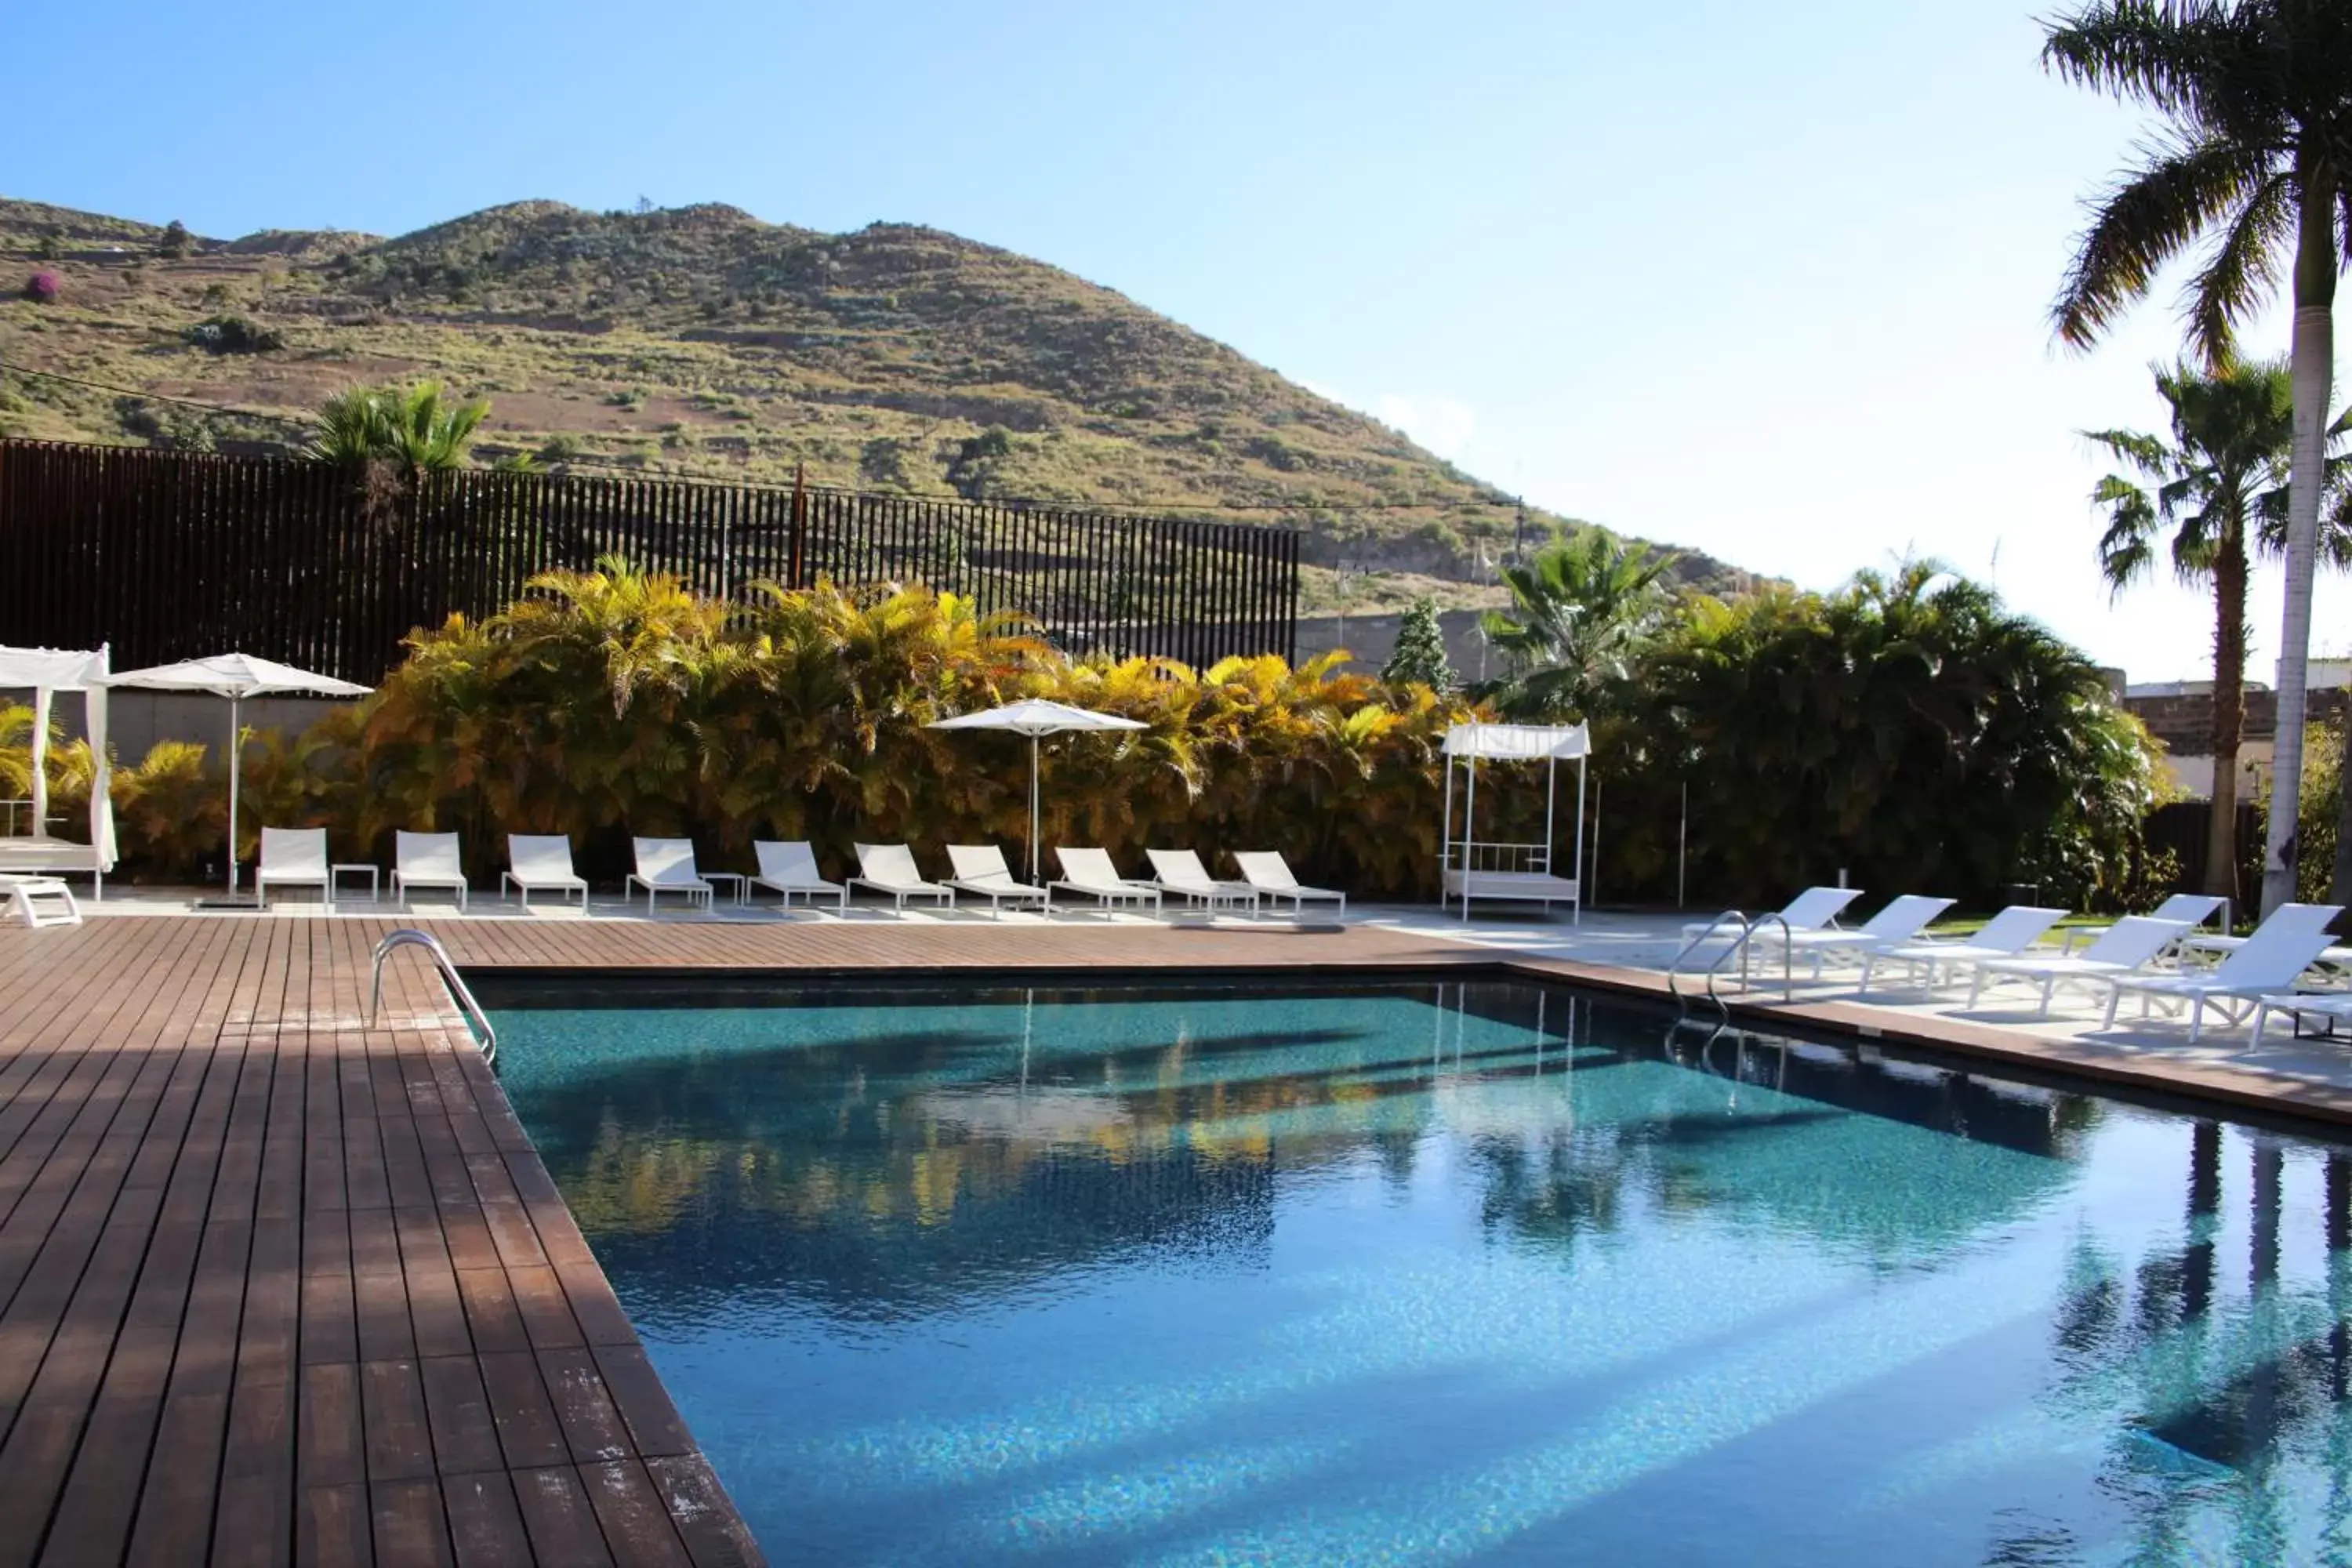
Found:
[488,978,2352,1566]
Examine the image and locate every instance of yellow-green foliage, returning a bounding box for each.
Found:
[338,560,1486,892]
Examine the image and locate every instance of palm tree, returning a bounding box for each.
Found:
[2043,0,2352,914]
[1479,529,1675,719]
[2085,357,2352,903]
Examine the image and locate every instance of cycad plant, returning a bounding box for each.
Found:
[2086,357,2352,902]
[2044,0,2352,913]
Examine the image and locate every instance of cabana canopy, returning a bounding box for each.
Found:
[1438,720,1590,924]
[0,644,116,891]
[1442,721,1590,760]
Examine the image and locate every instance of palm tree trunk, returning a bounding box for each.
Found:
[2260,173,2339,916]
[2206,532,2249,906]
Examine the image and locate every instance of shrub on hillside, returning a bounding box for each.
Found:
[23,270,59,303]
[186,314,285,354]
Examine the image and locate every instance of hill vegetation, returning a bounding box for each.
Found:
[0,196,1757,610]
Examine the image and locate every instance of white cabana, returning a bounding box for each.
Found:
[106,653,372,902]
[927,699,1148,880]
[0,644,117,896]
[1439,720,1589,924]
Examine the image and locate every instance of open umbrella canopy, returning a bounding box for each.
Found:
[106,653,372,900]
[927,699,1147,739]
[105,652,372,700]
[927,700,1147,881]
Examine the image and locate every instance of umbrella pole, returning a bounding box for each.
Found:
[1029,733,1041,884]
[226,695,241,898]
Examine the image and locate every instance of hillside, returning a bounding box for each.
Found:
[0,197,1760,611]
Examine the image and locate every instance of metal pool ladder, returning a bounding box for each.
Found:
[368,929,498,1066]
[1666,911,1795,1013]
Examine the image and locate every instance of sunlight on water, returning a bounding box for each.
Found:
[488,979,2352,1566]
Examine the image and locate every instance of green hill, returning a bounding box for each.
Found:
[0,196,1759,611]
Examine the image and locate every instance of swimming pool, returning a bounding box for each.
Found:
[485,975,2352,1566]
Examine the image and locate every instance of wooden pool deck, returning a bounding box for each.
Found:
[4,906,2350,1565]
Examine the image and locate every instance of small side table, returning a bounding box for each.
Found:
[703,873,749,906]
[330,864,380,906]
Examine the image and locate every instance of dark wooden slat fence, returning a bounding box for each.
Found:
[0,441,1302,683]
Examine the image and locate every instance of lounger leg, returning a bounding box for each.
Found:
[2252,1006,2270,1050]
[2189,1000,2204,1045]
[2038,976,2055,1018]
[2103,989,2121,1031]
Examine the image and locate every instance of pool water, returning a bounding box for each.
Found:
[486,978,2352,1566]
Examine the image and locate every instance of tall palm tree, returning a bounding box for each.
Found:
[2044,0,2352,915]
[2085,357,2352,903]
[1479,529,1675,719]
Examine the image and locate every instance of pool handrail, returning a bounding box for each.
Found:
[368,928,498,1066]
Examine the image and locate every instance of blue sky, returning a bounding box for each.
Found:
[10,0,2347,680]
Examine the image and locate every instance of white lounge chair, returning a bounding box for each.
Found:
[392,831,470,910]
[944,844,1047,916]
[1,873,80,928]
[751,840,847,913]
[1232,851,1346,918]
[629,837,715,912]
[256,827,331,909]
[1857,905,2070,994]
[1681,885,1864,940]
[1755,894,1955,975]
[2060,892,2227,954]
[2249,992,2352,1049]
[503,835,589,908]
[2102,925,2343,1043]
[2176,902,2345,964]
[1049,848,1163,916]
[1146,848,1260,917]
[851,844,955,912]
[1963,916,2194,1017]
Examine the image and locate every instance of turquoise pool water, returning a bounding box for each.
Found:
[486,978,2352,1566]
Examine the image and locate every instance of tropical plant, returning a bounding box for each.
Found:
[1592,564,2169,909]
[2085,356,2352,901]
[307,380,489,477]
[1479,530,1675,720]
[1381,597,1455,690]
[2044,0,2352,913]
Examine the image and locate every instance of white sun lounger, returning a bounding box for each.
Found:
[1681,885,1863,941]
[256,827,332,909]
[503,835,589,907]
[2060,892,2227,953]
[1857,905,2069,994]
[629,837,715,912]
[392,831,470,910]
[0,873,80,928]
[2102,926,2343,1043]
[851,844,956,912]
[752,840,847,913]
[945,844,1047,916]
[1755,895,1955,975]
[1963,916,2194,1017]
[1146,848,1260,917]
[1049,848,1163,916]
[2176,902,2345,964]
[1232,851,1345,918]
[2249,992,2352,1049]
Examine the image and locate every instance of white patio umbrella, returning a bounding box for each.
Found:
[106,653,372,900]
[927,699,1146,880]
